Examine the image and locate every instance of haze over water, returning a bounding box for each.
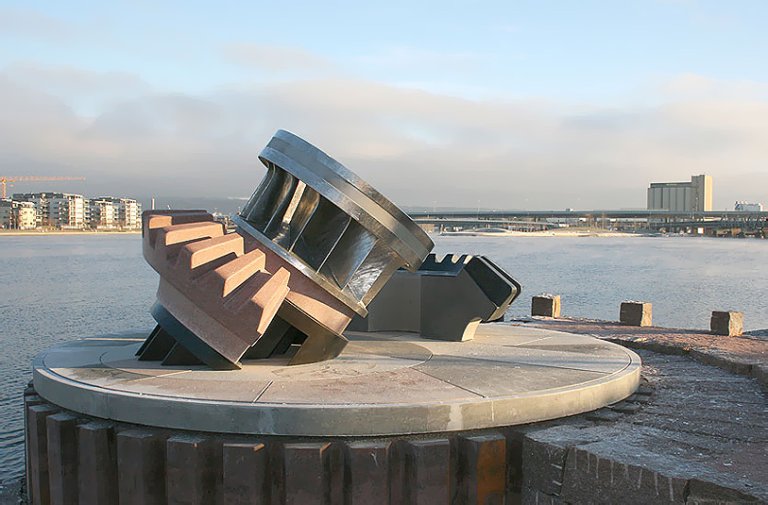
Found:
[0,234,766,483]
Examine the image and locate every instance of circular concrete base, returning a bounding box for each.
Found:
[33,324,640,436]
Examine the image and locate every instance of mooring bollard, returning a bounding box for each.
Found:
[710,311,743,336]
[531,294,561,318]
[620,301,652,327]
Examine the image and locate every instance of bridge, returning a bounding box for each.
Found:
[408,209,768,235]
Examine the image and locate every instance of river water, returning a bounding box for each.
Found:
[0,234,765,483]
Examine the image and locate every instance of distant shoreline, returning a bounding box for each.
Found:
[0,230,141,236]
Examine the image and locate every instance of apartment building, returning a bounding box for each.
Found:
[13,192,54,226]
[0,200,10,228]
[92,197,142,229]
[0,199,37,229]
[10,192,141,229]
[89,198,116,229]
[50,193,87,228]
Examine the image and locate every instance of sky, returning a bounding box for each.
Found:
[1,0,767,210]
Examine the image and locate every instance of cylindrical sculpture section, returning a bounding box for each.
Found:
[237,129,433,316]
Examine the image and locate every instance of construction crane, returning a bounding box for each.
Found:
[0,176,86,199]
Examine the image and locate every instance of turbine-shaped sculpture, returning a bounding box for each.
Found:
[137,130,433,369]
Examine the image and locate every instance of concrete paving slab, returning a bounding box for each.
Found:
[415,357,607,397]
[257,367,480,405]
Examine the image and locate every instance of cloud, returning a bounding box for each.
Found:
[0,7,72,41]
[663,73,768,101]
[223,43,336,76]
[356,46,488,71]
[1,61,766,209]
[5,62,151,103]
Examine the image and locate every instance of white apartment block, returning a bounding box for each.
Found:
[91,197,142,229]
[89,199,116,229]
[14,201,36,229]
[0,200,10,228]
[116,198,142,229]
[647,174,713,212]
[13,192,87,228]
[50,193,87,228]
[0,199,37,229]
[11,192,141,229]
[13,192,53,226]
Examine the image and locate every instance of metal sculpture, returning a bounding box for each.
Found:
[137,130,433,369]
[348,253,521,341]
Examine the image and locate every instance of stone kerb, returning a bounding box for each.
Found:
[620,301,652,327]
[531,294,561,318]
[711,310,743,336]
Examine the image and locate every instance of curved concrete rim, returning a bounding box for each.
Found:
[32,325,641,436]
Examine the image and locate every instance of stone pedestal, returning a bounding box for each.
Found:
[710,311,743,336]
[620,301,652,327]
[28,326,640,504]
[531,295,561,318]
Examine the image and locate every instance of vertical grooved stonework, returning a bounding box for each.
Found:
[458,433,507,505]
[222,441,269,505]
[283,442,331,505]
[46,413,80,505]
[117,430,166,505]
[28,404,59,505]
[166,435,217,505]
[24,394,46,505]
[77,422,118,505]
[344,441,391,505]
[406,439,451,505]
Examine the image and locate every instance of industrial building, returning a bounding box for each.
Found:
[735,201,764,212]
[647,174,713,212]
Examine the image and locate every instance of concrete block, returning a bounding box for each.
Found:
[458,433,506,505]
[166,434,216,505]
[344,441,391,505]
[350,273,421,332]
[521,434,566,496]
[751,364,768,390]
[710,311,743,336]
[504,429,525,505]
[46,413,80,505]
[282,442,331,505]
[117,430,166,505]
[405,439,451,505]
[77,422,117,505]
[222,441,268,505]
[532,295,561,318]
[27,403,59,505]
[349,254,520,342]
[521,488,567,505]
[620,301,652,326]
[686,478,762,504]
[560,446,688,505]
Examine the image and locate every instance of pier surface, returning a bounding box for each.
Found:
[515,318,768,503]
[31,326,639,436]
[12,320,767,504]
